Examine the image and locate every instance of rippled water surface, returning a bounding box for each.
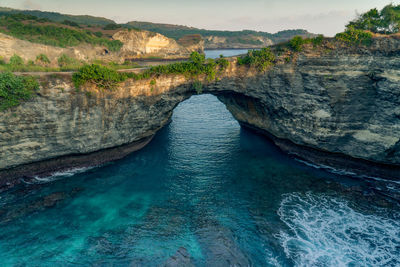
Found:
[0,95,399,266]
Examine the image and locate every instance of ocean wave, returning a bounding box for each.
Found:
[277,192,400,267]
[22,166,96,184]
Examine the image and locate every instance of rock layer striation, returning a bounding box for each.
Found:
[1,37,399,189]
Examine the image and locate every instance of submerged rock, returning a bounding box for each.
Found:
[162,247,195,267]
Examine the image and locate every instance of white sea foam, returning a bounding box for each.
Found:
[277,192,400,267]
[32,166,95,183]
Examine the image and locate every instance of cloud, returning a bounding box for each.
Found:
[22,0,42,10]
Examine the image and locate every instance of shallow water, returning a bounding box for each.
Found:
[204,49,249,59]
[0,95,399,266]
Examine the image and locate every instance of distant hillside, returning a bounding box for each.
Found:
[0,7,114,26]
[0,7,316,49]
[125,21,315,48]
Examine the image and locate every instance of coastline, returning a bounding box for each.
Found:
[0,135,154,192]
[240,122,400,181]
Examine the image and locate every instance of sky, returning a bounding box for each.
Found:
[0,0,396,36]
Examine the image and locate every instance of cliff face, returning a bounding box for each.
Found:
[0,29,204,64]
[1,37,399,188]
[205,35,273,49]
[0,33,114,63]
[113,30,202,59]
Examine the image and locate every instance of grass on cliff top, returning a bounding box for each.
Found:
[0,54,140,72]
[72,52,230,90]
[0,72,39,111]
[0,13,123,51]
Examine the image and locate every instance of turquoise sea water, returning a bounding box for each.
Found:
[0,94,399,266]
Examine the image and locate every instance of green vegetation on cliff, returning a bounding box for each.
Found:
[0,7,114,26]
[335,28,373,46]
[0,72,39,111]
[125,21,313,44]
[73,52,230,90]
[0,13,123,51]
[72,64,125,89]
[346,4,400,34]
[237,48,276,71]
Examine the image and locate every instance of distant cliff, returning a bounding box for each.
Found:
[0,29,203,65]
[125,21,315,48]
[1,36,399,191]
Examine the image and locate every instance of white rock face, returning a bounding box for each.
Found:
[0,29,203,65]
[113,30,197,59]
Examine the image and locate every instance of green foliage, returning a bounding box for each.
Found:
[0,14,123,51]
[189,51,206,66]
[289,36,305,52]
[9,54,24,70]
[286,35,325,51]
[126,21,310,43]
[311,35,324,46]
[0,9,114,26]
[335,27,373,46]
[72,51,229,90]
[72,64,125,90]
[103,23,122,30]
[237,48,275,71]
[57,54,80,68]
[36,54,50,64]
[0,72,39,111]
[216,56,230,70]
[62,20,81,28]
[93,31,103,37]
[192,80,202,94]
[346,4,400,34]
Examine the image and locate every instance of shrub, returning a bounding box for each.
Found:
[36,54,50,64]
[335,27,373,46]
[58,54,78,67]
[312,35,324,46]
[9,54,24,67]
[93,31,103,38]
[62,20,81,28]
[72,64,126,90]
[0,72,39,111]
[103,24,122,30]
[216,56,230,70]
[192,80,202,94]
[190,51,205,66]
[237,48,275,71]
[289,36,305,52]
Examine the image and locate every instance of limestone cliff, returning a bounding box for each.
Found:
[113,30,202,59]
[1,37,399,190]
[0,29,203,65]
[0,32,116,64]
[205,35,273,49]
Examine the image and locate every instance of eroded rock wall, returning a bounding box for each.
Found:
[0,37,399,186]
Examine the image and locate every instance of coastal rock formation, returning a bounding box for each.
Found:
[113,30,202,59]
[0,32,115,64]
[0,29,203,65]
[205,35,273,49]
[0,37,399,189]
